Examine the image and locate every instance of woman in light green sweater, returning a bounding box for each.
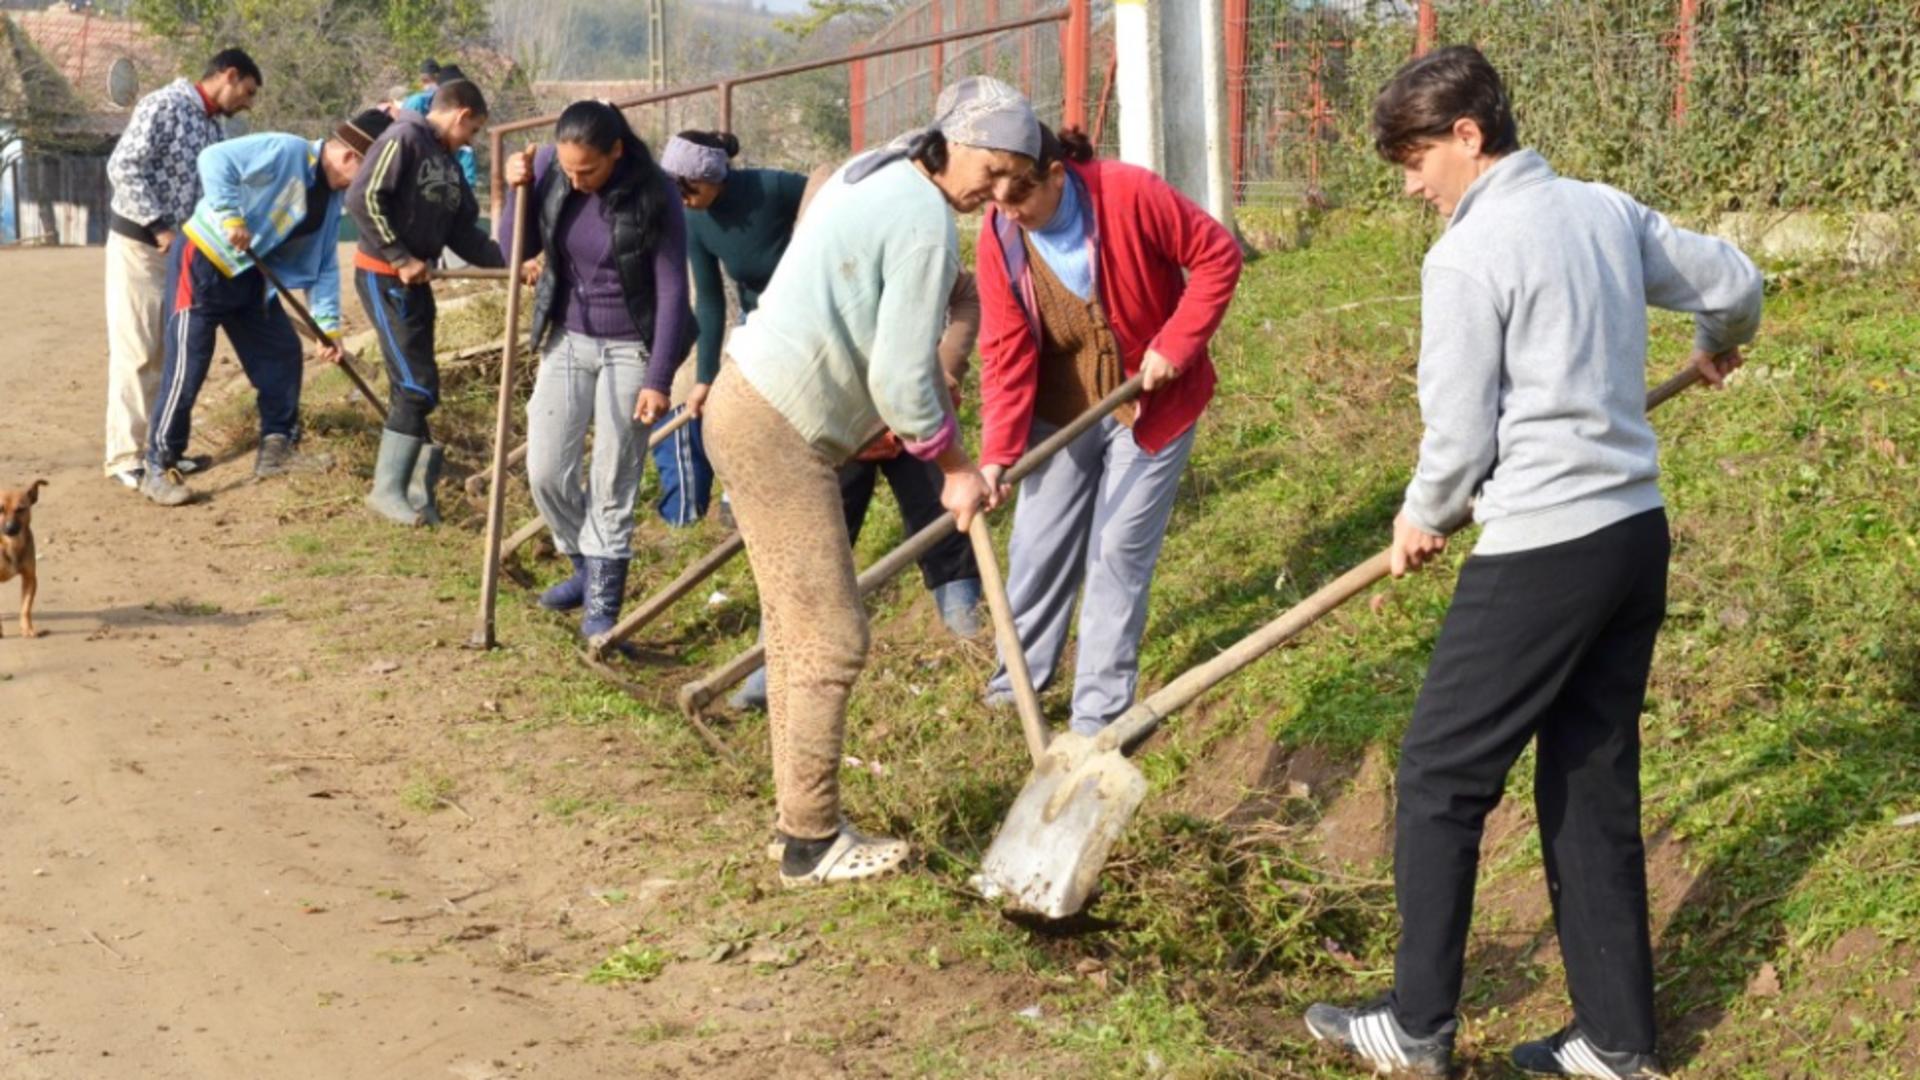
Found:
[702,76,1038,888]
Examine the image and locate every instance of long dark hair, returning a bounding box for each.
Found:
[554,100,668,249]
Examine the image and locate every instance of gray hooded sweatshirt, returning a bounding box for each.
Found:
[1406,149,1763,554]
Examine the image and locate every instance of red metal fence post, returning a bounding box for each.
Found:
[1416,0,1436,56]
[850,58,868,151]
[984,0,999,76]
[1062,0,1090,128]
[931,0,945,99]
[1225,0,1248,200]
[1673,0,1698,124]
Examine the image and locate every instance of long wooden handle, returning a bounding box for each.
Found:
[252,259,384,418]
[470,193,532,649]
[969,516,1050,764]
[1099,360,1708,755]
[677,375,1147,714]
[433,267,512,281]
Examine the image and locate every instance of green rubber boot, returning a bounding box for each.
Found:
[366,429,426,528]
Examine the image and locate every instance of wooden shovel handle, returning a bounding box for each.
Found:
[1100,359,1708,754]
[968,516,1050,764]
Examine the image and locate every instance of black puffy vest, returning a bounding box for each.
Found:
[527,160,662,353]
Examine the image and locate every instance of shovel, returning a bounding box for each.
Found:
[968,514,1051,764]
[252,260,385,419]
[675,374,1148,718]
[972,362,1707,919]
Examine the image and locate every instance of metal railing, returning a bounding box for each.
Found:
[486,5,1087,223]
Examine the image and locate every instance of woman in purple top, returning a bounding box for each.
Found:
[501,101,693,640]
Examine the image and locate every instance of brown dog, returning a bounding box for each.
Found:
[0,480,47,639]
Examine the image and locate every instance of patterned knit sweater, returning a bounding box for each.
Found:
[107,78,223,233]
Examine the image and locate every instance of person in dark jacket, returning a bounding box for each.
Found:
[345,78,505,527]
[648,130,808,528]
[498,101,693,641]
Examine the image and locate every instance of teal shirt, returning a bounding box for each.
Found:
[726,158,958,462]
[686,167,808,383]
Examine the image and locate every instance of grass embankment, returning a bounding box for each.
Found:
[252,213,1920,1077]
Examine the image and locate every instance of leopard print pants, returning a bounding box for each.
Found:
[704,364,869,840]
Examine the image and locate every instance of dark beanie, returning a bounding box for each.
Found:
[336,108,394,154]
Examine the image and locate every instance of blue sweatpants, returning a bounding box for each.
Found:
[651,406,713,527]
[147,239,302,472]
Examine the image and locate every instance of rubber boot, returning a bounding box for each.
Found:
[539,554,588,612]
[728,666,769,712]
[580,556,630,640]
[408,441,445,526]
[933,577,984,637]
[365,429,425,527]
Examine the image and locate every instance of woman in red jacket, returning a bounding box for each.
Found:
[976,127,1242,736]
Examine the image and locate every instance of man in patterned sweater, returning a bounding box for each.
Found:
[101,49,263,491]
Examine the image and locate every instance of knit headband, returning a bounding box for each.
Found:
[659,136,730,184]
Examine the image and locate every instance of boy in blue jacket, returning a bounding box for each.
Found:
[142,109,395,507]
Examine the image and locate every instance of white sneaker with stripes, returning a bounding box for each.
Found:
[1304,997,1454,1076]
[1510,1025,1668,1079]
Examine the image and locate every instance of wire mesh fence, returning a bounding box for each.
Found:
[854,0,1118,152]
[1228,0,1920,213]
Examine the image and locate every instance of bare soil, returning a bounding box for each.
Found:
[0,247,1072,1080]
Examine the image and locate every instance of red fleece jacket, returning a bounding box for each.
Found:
[975,158,1242,468]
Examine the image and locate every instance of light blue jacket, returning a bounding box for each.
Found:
[181,133,346,335]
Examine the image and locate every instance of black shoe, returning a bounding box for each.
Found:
[1304,997,1454,1076]
[1511,1026,1666,1079]
[175,454,213,476]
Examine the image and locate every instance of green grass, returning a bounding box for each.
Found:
[272,210,1920,1077]
[587,943,671,985]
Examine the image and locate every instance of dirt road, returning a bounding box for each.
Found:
[0,246,1081,1080]
[0,249,645,1079]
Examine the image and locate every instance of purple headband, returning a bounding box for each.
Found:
[660,136,729,184]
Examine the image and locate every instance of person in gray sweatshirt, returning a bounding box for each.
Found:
[1304,46,1762,1080]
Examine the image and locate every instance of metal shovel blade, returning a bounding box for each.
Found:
[972,732,1150,920]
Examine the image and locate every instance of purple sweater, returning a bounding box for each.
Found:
[501,147,691,393]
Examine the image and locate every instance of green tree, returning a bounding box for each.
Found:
[129,0,489,133]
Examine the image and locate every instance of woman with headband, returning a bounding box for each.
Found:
[702,76,1036,887]
[651,131,806,527]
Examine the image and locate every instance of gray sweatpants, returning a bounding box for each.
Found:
[987,416,1196,734]
[526,331,656,560]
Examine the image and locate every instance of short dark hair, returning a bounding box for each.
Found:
[1371,45,1517,164]
[203,48,262,86]
[430,78,488,119]
[421,58,442,79]
[435,63,466,83]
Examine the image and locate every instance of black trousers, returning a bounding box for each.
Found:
[837,453,977,591]
[1391,509,1669,1054]
[356,268,439,439]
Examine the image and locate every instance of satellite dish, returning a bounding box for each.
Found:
[107,58,137,109]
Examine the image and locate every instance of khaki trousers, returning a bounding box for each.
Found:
[102,232,169,476]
